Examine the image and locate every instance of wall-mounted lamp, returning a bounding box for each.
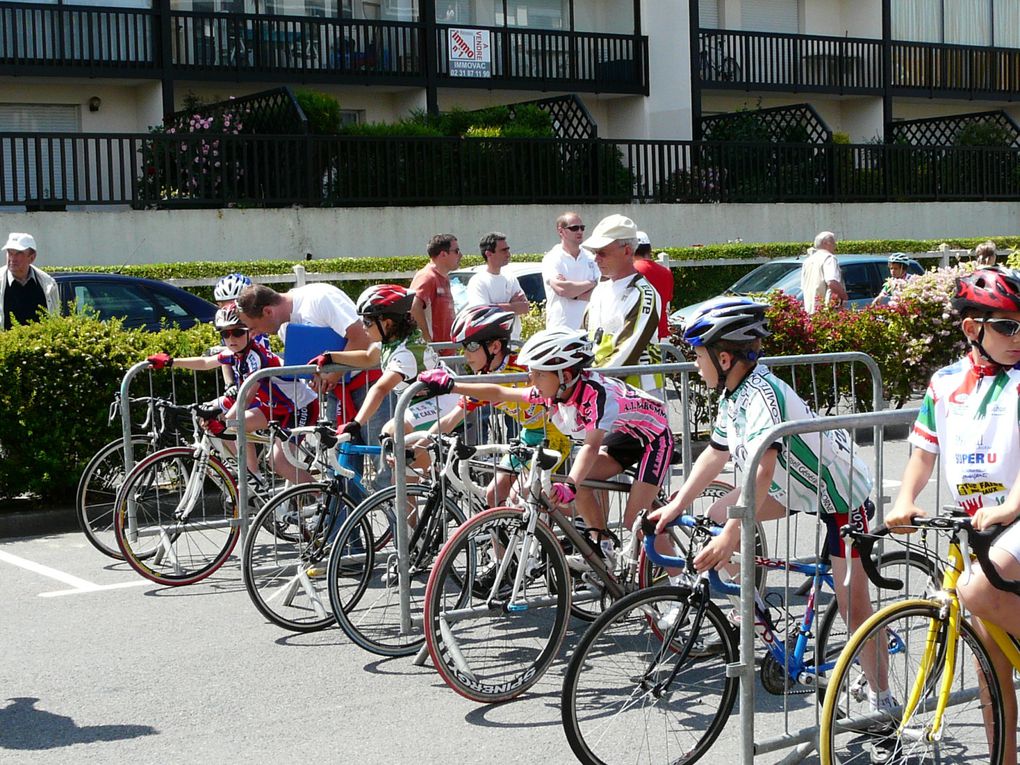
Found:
[88,96,102,113]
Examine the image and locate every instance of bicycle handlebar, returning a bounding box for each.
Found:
[640,515,694,570]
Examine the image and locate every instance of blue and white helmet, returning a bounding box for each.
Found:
[213,272,252,302]
[682,297,771,347]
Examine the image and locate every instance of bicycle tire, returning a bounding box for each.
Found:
[819,599,1004,764]
[242,481,358,632]
[424,506,572,703]
[327,483,467,657]
[561,585,739,765]
[114,446,240,586]
[76,435,152,560]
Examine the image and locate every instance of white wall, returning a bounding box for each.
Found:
[9,202,1017,268]
[0,80,157,133]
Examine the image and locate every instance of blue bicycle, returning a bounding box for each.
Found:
[241,421,383,632]
[560,513,935,765]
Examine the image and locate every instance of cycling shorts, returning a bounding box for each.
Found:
[820,499,873,559]
[601,429,673,488]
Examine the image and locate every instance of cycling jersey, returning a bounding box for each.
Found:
[584,272,663,390]
[217,343,316,419]
[457,354,571,461]
[526,369,669,446]
[378,331,458,427]
[910,355,1020,514]
[711,364,872,516]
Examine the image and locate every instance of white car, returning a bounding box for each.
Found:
[449,261,546,313]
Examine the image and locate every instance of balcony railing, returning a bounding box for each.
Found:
[891,39,1020,99]
[698,29,883,94]
[2,132,1017,209]
[0,1,158,72]
[435,25,647,92]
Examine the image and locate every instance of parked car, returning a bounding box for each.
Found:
[53,273,218,332]
[670,254,925,326]
[450,262,546,313]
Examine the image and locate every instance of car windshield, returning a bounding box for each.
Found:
[729,262,801,294]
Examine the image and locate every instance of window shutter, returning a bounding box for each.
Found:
[743,0,799,33]
[0,104,80,203]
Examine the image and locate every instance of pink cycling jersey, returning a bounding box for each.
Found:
[526,369,669,444]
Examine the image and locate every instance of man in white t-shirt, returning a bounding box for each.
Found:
[542,211,600,331]
[801,230,848,314]
[465,232,530,340]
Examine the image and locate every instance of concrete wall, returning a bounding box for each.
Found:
[9,201,1017,268]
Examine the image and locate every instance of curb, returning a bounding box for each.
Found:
[0,505,78,540]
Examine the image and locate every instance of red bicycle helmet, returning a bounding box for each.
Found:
[451,304,516,345]
[952,267,1020,314]
[356,284,414,317]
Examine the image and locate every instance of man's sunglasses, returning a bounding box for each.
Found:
[220,328,248,339]
[976,318,1020,337]
[562,224,585,232]
[461,340,483,352]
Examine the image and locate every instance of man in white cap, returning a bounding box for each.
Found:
[0,233,58,331]
[633,230,674,339]
[581,214,662,393]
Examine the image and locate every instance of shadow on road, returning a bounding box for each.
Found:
[0,697,157,750]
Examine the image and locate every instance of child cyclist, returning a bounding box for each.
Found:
[646,297,891,713]
[310,284,459,446]
[419,327,673,563]
[147,303,318,485]
[428,304,571,507]
[885,266,1020,763]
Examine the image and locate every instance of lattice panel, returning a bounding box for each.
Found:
[891,110,1020,148]
[506,95,598,139]
[166,87,308,135]
[701,102,831,144]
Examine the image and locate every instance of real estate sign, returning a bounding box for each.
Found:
[448,28,491,78]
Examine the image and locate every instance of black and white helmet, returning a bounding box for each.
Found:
[213,302,245,331]
[888,252,911,266]
[518,328,594,371]
[682,297,771,347]
[214,273,252,302]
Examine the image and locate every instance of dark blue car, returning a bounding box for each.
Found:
[53,273,217,332]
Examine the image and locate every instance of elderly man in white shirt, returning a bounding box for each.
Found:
[801,230,848,314]
[0,233,59,331]
[542,211,600,331]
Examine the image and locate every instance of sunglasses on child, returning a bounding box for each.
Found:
[975,317,1020,337]
[220,328,248,339]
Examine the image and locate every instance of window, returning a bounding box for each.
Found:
[742,0,799,33]
[699,0,720,29]
[892,0,1018,46]
[73,283,158,328]
[339,109,363,127]
[0,104,79,204]
[150,289,192,321]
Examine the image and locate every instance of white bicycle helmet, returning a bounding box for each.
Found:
[213,273,252,302]
[213,302,245,331]
[888,252,911,266]
[517,328,594,371]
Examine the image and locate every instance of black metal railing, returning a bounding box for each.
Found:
[697,29,883,93]
[890,39,1020,98]
[2,132,1017,208]
[435,25,646,91]
[0,1,157,71]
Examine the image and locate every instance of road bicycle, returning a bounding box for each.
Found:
[325,432,513,657]
[820,515,1016,764]
[420,444,754,704]
[76,394,193,559]
[241,423,381,632]
[559,513,938,765]
[112,403,312,586]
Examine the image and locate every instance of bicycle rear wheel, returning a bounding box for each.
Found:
[242,481,357,632]
[114,446,239,586]
[562,585,738,765]
[76,435,151,560]
[424,506,571,703]
[327,483,466,657]
[819,599,1003,764]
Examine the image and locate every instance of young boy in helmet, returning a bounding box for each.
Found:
[212,272,270,384]
[420,327,673,562]
[311,284,458,444]
[870,253,914,307]
[885,266,1020,762]
[647,297,890,714]
[429,304,571,507]
[147,303,318,484]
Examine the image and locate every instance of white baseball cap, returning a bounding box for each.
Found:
[582,214,638,251]
[636,231,651,247]
[4,233,36,252]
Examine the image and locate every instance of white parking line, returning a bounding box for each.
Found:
[0,549,146,596]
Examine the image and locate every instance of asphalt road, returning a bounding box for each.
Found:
[1,432,931,765]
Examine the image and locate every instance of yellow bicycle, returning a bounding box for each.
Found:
[820,515,1020,764]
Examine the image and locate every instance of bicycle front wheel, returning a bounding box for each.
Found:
[424,506,572,703]
[114,447,240,586]
[327,483,466,657]
[242,481,357,632]
[562,585,738,765]
[819,599,1003,764]
[76,435,151,560]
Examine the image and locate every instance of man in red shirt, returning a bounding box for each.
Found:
[633,231,674,339]
[410,233,462,345]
